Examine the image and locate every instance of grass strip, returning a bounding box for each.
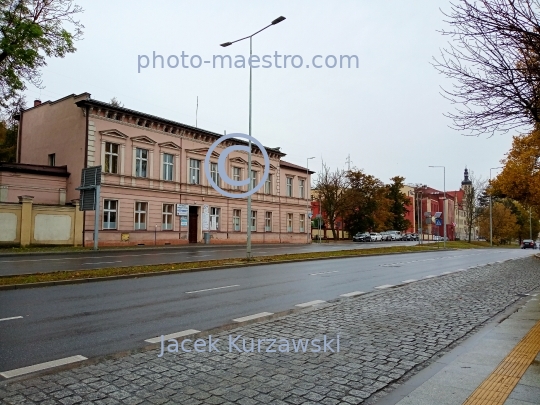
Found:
[0,245,446,286]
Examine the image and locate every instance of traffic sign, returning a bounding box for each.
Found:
[424,211,431,217]
[434,212,442,218]
[435,218,443,226]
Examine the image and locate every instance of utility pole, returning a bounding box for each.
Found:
[345,154,351,171]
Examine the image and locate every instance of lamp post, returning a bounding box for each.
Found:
[306,157,315,243]
[221,16,286,259]
[489,167,503,247]
[429,166,446,248]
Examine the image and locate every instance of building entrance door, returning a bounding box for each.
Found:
[189,206,198,243]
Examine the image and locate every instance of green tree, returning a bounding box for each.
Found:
[0,119,17,161]
[385,176,411,231]
[314,163,348,240]
[0,0,84,108]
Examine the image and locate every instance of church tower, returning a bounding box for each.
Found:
[461,167,472,190]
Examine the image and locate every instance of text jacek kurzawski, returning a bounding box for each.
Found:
[157,334,340,357]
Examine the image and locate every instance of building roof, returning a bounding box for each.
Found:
[280,160,315,174]
[74,96,286,157]
[0,162,70,177]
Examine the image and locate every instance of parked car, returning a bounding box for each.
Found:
[433,236,448,241]
[410,233,419,241]
[403,233,413,241]
[522,239,536,249]
[380,231,392,241]
[387,231,402,241]
[352,232,370,242]
[370,232,383,242]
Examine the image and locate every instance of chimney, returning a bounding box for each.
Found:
[34,99,41,107]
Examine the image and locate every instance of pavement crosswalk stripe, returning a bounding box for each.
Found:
[295,300,326,308]
[0,355,87,379]
[145,329,200,344]
[232,312,274,322]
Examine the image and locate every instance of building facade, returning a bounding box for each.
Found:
[15,93,313,246]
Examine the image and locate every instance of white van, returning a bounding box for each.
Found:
[387,231,402,241]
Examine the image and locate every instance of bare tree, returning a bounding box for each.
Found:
[462,171,487,242]
[434,0,540,136]
[314,163,348,240]
[110,97,123,107]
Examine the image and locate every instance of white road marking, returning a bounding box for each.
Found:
[81,261,122,265]
[233,312,274,322]
[375,284,394,289]
[0,316,23,322]
[185,285,239,294]
[145,329,200,344]
[340,291,365,298]
[310,271,339,276]
[401,279,417,284]
[296,300,326,308]
[0,355,87,379]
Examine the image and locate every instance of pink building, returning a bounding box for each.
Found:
[15,93,314,246]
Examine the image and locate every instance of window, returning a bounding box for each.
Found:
[264,174,273,195]
[189,158,200,184]
[103,200,118,229]
[135,148,148,177]
[48,153,55,166]
[210,207,220,231]
[287,213,293,232]
[286,177,293,197]
[210,162,220,187]
[300,214,305,233]
[163,153,174,181]
[233,167,241,189]
[233,209,241,231]
[251,211,257,231]
[251,170,257,190]
[134,202,147,230]
[162,204,173,230]
[104,143,119,174]
[265,212,272,232]
[299,179,305,199]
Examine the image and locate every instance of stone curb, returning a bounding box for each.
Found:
[0,248,456,290]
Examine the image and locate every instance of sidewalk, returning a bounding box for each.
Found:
[377,289,540,405]
[1,257,539,405]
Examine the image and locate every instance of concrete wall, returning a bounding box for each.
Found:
[0,171,67,204]
[0,197,83,247]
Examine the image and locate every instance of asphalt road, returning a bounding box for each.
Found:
[0,247,533,374]
[0,241,419,276]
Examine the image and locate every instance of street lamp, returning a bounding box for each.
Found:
[489,167,503,247]
[220,16,286,259]
[429,166,446,248]
[306,157,315,243]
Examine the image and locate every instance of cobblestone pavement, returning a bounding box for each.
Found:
[1,257,540,405]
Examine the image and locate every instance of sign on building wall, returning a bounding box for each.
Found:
[202,205,210,231]
[180,216,188,227]
[176,204,189,216]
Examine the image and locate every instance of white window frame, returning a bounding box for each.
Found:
[251,210,257,232]
[287,213,293,232]
[210,207,220,231]
[134,201,148,230]
[265,211,272,232]
[103,199,118,230]
[135,148,148,177]
[251,170,257,190]
[233,167,242,190]
[189,158,201,184]
[286,177,293,197]
[300,214,305,233]
[299,179,305,199]
[264,174,273,195]
[162,204,174,230]
[210,162,220,187]
[104,142,119,174]
[233,209,241,231]
[163,153,174,181]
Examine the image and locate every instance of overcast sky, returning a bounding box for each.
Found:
[25,0,518,191]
